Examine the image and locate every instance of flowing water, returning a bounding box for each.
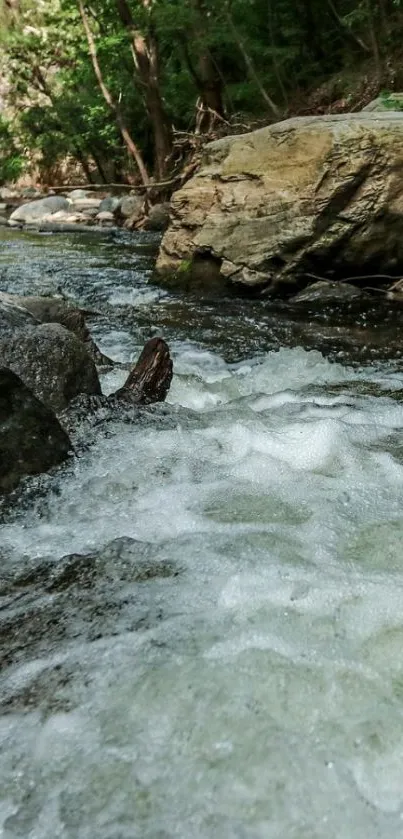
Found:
[2,228,403,837]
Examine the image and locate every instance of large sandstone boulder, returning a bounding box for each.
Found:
[0,369,71,495]
[156,112,403,293]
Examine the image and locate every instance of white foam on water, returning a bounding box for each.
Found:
[3,338,403,837]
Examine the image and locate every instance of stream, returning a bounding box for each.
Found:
[2,227,403,838]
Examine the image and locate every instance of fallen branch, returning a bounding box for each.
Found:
[45,176,182,193]
[305,272,403,285]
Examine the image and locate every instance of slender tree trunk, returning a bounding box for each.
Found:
[115,0,172,179]
[298,0,325,63]
[267,0,288,107]
[75,148,95,183]
[77,0,149,186]
[89,148,109,183]
[191,0,225,132]
[365,0,382,80]
[326,0,370,52]
[4,0,20,27]
[224,1,280,118]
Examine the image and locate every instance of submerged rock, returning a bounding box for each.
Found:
[0,537,179,681]
[0,368,71,495]
[290,281,362,304]
[156,112,403,293]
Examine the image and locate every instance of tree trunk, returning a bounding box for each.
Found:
[267,0,288,107]
[190,0,225,132]
[75,148,96,183]
[298,0,325,63]
[115,0,172,180]
[326,0,370,52]
[365,0,382,80]
[89,148,109,183]
[4,0,20,26]
[77,0,149,186]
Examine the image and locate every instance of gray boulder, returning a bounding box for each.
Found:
[0,321,101,414]
[144,202,170,231]
[3,294,90,341]
[119,193,143,219]
[67,189,90,200]
[8,196,70,225]
[99,195,120,214]
[0,368,71,495]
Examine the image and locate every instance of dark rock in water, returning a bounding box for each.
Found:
[0,322,101,414]
[2,292,112,366]
[15,295,90,341]
[290,280,362,305]
[0,368,71,494]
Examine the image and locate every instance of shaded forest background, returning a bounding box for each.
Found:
[0,0,402,187]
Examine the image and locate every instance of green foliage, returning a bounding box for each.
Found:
[1,0,401,183]
[379,91,403,110]
[0,116,25,184]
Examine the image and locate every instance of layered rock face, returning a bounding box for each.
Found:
[156,112,403,292]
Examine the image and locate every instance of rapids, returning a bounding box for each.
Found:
[2,228,403,838]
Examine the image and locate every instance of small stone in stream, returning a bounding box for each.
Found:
[119,193,143,220]
[290,280,362,304]
[96,210,114,223]
[67,189,90,200]
[0,368,71,494]
[70,197,101,212]
[99,195,120,213]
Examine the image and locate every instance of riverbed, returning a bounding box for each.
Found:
[2,227,403,838]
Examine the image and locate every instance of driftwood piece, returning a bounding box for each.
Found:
[115,337,173,404]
